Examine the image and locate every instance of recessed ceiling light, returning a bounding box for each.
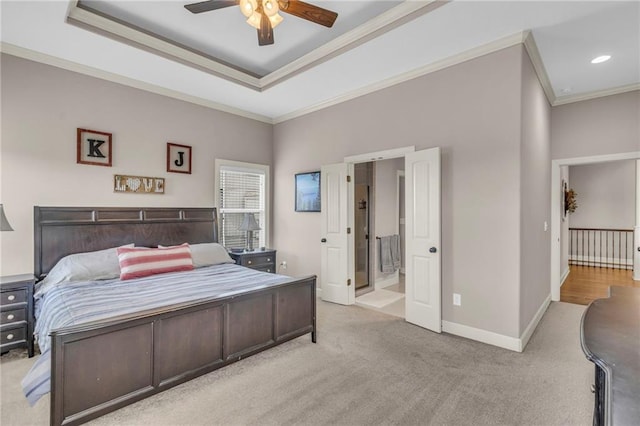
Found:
[591,55,611,64]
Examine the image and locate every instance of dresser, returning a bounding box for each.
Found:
[1,274,35,357]
[229,249,277,273]
[580,286,640,426]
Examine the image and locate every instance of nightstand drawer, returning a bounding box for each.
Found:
[0,307,26,324]
[1,289,27,305]
[253,265,275,273]
[1,326,26,345]
[243,254,274,267]
[228,249,277,274]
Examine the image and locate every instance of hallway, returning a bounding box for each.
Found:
[560,265,638,305]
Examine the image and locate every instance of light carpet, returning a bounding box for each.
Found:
[1,300,593,425]
[355,289,404,308]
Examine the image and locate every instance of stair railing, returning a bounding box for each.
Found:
[569,228,634,270]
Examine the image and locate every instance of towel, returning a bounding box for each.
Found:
[380,235,401,273]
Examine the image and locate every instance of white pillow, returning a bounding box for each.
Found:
[160,242,234,268]
[36,244,134,297]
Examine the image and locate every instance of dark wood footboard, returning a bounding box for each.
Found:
[50,276,316,426]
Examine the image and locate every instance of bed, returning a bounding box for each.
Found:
[25,206,316,426]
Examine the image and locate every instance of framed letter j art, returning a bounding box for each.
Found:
[167,142,192,174]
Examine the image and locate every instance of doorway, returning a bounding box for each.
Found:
[320,146,442,333]
[551,153,640,301]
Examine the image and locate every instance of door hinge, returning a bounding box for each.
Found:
[347,227,351,234]
[347,278,352,286]
[346,175,351,182]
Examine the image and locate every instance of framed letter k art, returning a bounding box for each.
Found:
[77,128,112,167]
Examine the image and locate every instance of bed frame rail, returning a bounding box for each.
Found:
[50,276,316,426]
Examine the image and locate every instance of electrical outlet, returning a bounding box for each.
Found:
[453,293,461,306]
[280,261,287,270]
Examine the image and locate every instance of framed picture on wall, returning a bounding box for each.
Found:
[295,171,321,212]
[77,128,112,167]
[167,142,192,174]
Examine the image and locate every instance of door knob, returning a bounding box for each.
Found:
[321,238,327,243]
[429,247,437,253]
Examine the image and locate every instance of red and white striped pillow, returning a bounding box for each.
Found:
[116,243,194,280]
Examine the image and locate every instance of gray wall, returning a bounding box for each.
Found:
[0,54,273,275]
[551,90,640,159]
[568,161,636,229]
[518,49,551,334]
[273,45,525,338]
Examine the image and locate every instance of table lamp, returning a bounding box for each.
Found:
[238,213,260,252]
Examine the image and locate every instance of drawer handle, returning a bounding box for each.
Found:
[6,333,14,340]
[267,258,271,262]
[247,260,252,265]
[7,295,15,301]
[7,314,15,320]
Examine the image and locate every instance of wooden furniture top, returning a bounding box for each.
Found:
[0,274,37,287]
[580,286,640,426]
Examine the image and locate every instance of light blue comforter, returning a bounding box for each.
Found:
[23,264,293,405]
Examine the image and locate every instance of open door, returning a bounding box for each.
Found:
[405,148,441,332]
[320,163,355,305]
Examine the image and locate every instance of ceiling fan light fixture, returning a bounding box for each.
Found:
[269,13,283,28]
[246,11,262,29]
[239,0,258,18]
[262,0,279,16]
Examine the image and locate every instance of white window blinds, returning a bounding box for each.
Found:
[218,164,266,249]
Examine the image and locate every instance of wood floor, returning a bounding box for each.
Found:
[560,265,638,305]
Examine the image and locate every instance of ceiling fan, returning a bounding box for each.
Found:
[184,0,338,46]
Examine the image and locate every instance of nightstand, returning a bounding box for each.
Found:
[1,274,35,357]
[229,249,277,273]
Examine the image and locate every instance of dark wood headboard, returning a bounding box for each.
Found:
[34,206,219,279]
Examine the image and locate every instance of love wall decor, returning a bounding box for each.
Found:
[114,175,165,194]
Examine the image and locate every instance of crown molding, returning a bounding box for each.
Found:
[522,30,556,105]
[274,31,529,124]
[261,0,447,89]
[553,83,640,106]
[67,0,447,92]
[68,1,261,90]
[0,42,273,124]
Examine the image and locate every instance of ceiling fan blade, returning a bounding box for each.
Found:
[257,11,274,46]
[184,0,238,14]
[278,0,337,28]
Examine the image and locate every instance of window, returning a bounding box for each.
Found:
[215,159,269,250]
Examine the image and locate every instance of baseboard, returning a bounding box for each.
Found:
[518,294,551,352]
[560,267,570,287]
[442,295,550,353]
[441,320,521,352]
[375,272,399,290]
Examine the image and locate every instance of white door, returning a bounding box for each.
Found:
[405,148,441,332]
[320,163,355,305]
